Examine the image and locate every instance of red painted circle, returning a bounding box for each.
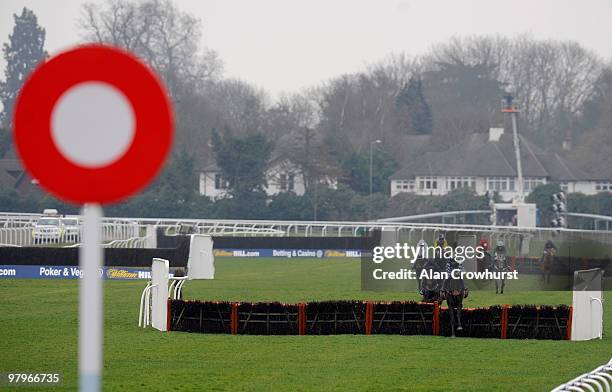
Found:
[13,44,173,204]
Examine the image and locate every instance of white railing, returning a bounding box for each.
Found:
[33,232,81,246]
[105,236,148,249]
[138,281,155,328]
[0,222,143,247]
[168,277,188,300]
[0,227,32,246]
[163,224,285,237]
[101,222,140,242]
[551,358,612,392]
[2,212,612,248]
[2,210,612,234]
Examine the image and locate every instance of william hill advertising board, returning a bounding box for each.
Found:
[212,249,362,258]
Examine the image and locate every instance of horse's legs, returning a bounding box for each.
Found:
[448,304,456,337]
[446,295,456,337]
[456,301,463,332]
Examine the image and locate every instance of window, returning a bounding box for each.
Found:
[446,176,476,190]
[394,180,414,191]
[214,173,227,189]
[280,173,295,192]
[596,181,612,191]
[417,177,437,190]
[556,182,569,192]
[486,177,515,191]
[288,174,295,191]
[394,180,415,191]
[524,177,546,192]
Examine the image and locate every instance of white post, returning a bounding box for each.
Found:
[79,204,103,391]
[145,225,157,248]
[151,258,169,331]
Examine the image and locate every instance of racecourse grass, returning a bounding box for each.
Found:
[0,257,610,391]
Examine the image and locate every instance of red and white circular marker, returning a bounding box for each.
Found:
[14,44,173,204]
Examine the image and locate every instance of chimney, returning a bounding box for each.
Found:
[488,127,504,142]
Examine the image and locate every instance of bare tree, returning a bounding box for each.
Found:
[79,0,224,166]
[79,0,222,98]
[428,35,602,145]
[206,78,268,136]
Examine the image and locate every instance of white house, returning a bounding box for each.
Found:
[199,157,337,199]
[390,128,611,199]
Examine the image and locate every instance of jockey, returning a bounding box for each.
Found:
[416,239,428,259]
[541,239,556,283]
[417,239,443,300]
[543,240,557,256]
[494,240,506,258]
[435,233,448,249]
[478,238,490,253]
[442,256,469,298]
[492,240,509,271]
[413,239,428,291]
[432,233,450,274]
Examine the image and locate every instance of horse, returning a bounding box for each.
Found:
[540,247,555,284]
[418,258,443,304]
[490,252,510,294]
[441,259,468,337]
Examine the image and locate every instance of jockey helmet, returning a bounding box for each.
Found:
[495,240,505,253]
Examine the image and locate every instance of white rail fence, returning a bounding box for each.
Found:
[105,237,148,249]
[2,211,612,248]
[551,358,612,392]
[0,227,33,246]
[0,222,141,247]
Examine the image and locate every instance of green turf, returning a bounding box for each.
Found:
[0,257,609,391]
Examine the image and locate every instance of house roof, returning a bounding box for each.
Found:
[391,131,601,181]
[201,129,330,173]
[201,162,220,172]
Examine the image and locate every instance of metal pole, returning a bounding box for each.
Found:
[79,204,103,392]
[511,111,524,202]
[369,142,374,198]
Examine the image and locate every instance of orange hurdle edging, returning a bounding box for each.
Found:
[230,302,239,335]
[433,302,440,336]
[500,304,509,339]
[365,301,373,335]
[298,303,306,335]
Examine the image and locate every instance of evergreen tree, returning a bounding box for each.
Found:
[0,7,47,155]
[211,130,273,197]
[339,149,398,195]
[396,76,433,135]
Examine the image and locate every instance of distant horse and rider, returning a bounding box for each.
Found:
[416,234,468,338]
[490,240,510,294]
[540,240,557,284]
[415,239,443,303]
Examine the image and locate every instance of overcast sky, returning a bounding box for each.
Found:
[1,0,611,98]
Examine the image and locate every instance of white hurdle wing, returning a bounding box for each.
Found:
[572,268,604,341]
[150,258,169,331]
[187,234,215,279]
[139,235,215,330]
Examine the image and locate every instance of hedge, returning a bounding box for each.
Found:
[168,300,571,340]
